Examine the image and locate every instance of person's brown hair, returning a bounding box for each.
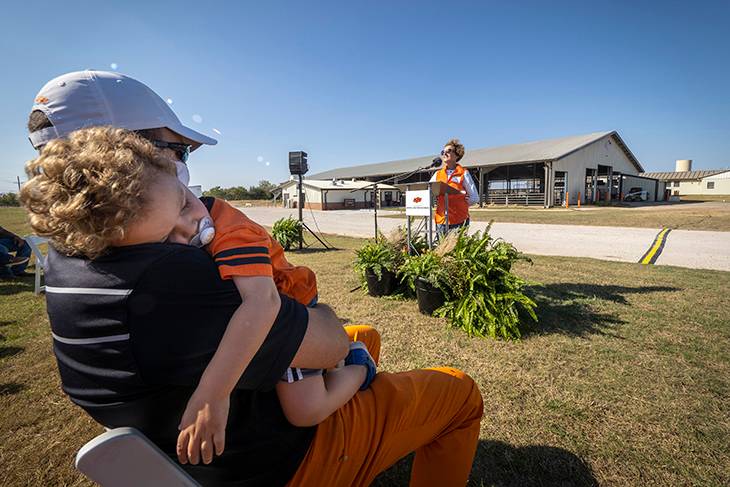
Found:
[27,110,54,133]
[20,126,176,259]
[444,138,465,162]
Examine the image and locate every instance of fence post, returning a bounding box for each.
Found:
[577,192,581,208]
[565,192,569,208]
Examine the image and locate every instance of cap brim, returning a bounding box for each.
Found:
[168,123,217,151]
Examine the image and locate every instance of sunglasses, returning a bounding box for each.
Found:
[440,149,454,156]
[150,140,191,163]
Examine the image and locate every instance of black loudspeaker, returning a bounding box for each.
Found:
[289,151,309,175]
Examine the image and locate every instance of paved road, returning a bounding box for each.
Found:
[237,206,730,272]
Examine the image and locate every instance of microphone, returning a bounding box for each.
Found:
[430,157,442,168]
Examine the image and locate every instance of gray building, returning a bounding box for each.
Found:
[311,131,663,207]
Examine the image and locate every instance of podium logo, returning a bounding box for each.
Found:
[413,197,422,203]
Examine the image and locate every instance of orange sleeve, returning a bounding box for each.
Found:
[207,199,274,280]
[207,199,318,305]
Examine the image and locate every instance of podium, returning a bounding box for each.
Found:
[405,181,465,250]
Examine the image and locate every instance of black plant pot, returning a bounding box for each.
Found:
[415,277,445,315]
[365,269,395,297]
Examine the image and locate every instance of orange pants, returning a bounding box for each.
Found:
[287,325,484,487]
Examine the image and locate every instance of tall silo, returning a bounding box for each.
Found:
[676,159,692,172]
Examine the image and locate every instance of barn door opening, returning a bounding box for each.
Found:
[554,171,567,206]
[585,168,597,203]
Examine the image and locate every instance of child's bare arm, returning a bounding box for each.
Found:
[277,342,377,427]
[275,365,367,427]
[177,276,280,465]
[196,275,280,394]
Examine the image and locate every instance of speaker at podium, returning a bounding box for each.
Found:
[404,181,465,249]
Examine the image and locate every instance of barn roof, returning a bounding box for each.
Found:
[640,169,727,181]
[310,131,643,179]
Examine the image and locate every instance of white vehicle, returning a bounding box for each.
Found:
[624,187,649,202]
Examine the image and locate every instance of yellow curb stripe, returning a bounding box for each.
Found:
[639,228,671,265]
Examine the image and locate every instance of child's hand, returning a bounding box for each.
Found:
[345,341,377,390]
[176,391,230,465]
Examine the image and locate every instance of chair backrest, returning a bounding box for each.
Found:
[23,235,49,294]
[23,235,48,267]
[75,427,200,487]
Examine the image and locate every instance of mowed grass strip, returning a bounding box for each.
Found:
[0,207,99,487]
[1,207,729,486]
[383,202,730,232]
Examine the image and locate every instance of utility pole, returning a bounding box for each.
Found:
[17,176,21,192]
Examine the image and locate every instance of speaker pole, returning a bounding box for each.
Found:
[288,150,332,250]
[298,173,304,250]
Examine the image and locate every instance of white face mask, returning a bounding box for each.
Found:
[175,160,191,186]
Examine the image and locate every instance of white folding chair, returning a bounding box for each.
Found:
[23,235,48,295]
[75,427,200,487]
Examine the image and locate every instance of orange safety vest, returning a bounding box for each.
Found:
[434,164,470,225]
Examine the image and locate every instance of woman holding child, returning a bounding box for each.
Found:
[22,70,483,486]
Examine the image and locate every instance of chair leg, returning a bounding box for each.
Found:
[35,265,41,295]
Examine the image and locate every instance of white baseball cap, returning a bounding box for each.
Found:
[28,70,217,150]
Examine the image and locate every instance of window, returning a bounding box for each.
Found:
[673,181,680,187]
[707,181,715,190]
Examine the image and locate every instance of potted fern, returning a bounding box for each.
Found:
[400,251,447,315]
[354,240,397,296]
[272,217,302,250]
[435,227,537,340]
[354,228,409,296]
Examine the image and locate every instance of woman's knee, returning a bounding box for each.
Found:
[344,324,378,336]
[428,367,484,416]
[344,325,381,363]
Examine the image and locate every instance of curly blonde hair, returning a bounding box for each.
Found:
[20,127,176,259]
[444,138,465,162]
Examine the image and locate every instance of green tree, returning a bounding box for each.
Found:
[0,192,20,207]
[203,181,276,201]
[257,180,276,195]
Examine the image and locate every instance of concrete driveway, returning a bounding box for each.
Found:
[237,206,730,272]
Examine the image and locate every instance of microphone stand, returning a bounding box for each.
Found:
[352,161,440,240]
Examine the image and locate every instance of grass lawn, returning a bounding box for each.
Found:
[383,202,730,232]
[1,207,728,486]
[680,194,730,202]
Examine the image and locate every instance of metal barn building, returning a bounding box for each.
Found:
[310,131,664,207]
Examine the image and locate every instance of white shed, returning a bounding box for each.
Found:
[280,179,401,210]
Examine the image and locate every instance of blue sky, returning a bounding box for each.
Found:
[1,0,728,192]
